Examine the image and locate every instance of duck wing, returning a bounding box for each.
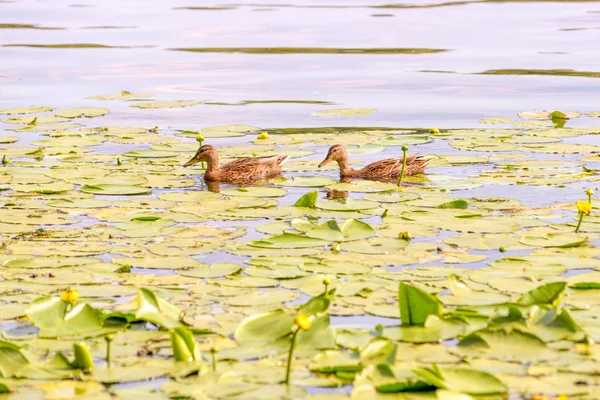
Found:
[359,153,421,177]
[221,154,289,171]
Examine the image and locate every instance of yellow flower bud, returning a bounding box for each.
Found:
[557,394,569,400]
[586,188,594,196]
[295,314,311,331]
[323,277,332,286]
[574,343,589,355]
[577,200,592,216]
[61,288,79,304]
[257,132,269,140]
[331,243,341,253]
[401,145,409,152]
[398,231,412,241]
[196,134,205,143]
[429,127,440,134]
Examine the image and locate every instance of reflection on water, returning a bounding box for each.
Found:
[1,0,599,130]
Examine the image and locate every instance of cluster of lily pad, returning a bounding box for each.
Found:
[1,101,600,399]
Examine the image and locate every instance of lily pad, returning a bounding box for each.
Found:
[80,184,152,195]
[55,107,110,118]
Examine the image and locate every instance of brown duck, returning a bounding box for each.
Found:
[318,144,435,180]
[183,145,289,183]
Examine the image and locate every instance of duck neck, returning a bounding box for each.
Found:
[205,153,219,173]
[338,158,358,177]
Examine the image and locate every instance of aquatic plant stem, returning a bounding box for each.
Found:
[576,212,584,233]
[397,146,408,187]
[211,348,217,372]
[285,327,300,385]
[196,136,206,170]
[105,335,113,368]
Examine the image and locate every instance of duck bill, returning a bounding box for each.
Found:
[183,156,201,168]
[318,158,332,168]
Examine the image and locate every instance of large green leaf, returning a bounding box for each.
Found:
[249,233,330,249]
[437,200,468,209]
[80,184,152,196]
[294,190,318,208]
[454,329,558,362]
[0,341,30,378]
[360,338,397,366]
[364,363,432,393]
[516,281,567,307]
[170,326,202,362]
[306,219,375,242]
[25,297,107,338]
[296,314,337,350]
[135,288,183,329]
[412,365,507,395]
[234,309,295,344]
[398,283,442,326]
[298,290,333,317]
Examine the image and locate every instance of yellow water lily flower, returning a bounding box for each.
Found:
[295,314,311,331]
[586,188,594,196]
[577,200,592,216]
[257,132,269,140]
[61,288,80,304]
[196,134,205,143]
[323,277,332,286]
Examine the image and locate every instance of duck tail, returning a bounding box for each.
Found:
[278,155,290,166]
[416,155,436,168]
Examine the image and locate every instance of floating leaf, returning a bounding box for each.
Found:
[25,297,108,338]
[0,106,53,115]
[413,365,507,395]
[234,309,295,344]
[135,288,183,329]
[250,233,330,249]
[294,190,318,208]
[306,219,375,242]
[437,200,468,209]
[516,282,567,307]
[316,199,379,211]
[55,107,110,118]
[80,184,152,195]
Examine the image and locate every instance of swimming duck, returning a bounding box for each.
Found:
[318,144,435,180]
[183,145,289,183]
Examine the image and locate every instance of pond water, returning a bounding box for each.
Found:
[1,1,600,399]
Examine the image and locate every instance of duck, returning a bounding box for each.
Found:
[183,145,290,183]
[318,144,435,180]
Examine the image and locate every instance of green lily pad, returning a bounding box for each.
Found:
[519,233,588,248]
[221,187,289,198]
[270,176,337,187]
[55,107,110,118]
[122,150,179,158]
[316,199,379,212]
[306,219,375,242]
[250,233,330,249]
[0,106,53,115]
[80,184,151,195]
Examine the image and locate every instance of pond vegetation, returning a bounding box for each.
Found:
[0,102,600,399]
[2,0,600,399]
